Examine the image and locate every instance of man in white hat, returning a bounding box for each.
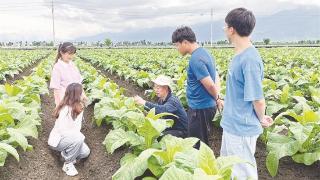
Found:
[134,75,188,138]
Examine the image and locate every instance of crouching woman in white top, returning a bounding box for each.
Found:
[48,83,90,176]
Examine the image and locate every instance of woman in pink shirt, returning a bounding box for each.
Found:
[50,42,87,106]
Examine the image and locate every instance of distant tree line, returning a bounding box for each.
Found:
[0,38,319,48]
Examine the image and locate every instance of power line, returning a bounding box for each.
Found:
[52,0,55,45]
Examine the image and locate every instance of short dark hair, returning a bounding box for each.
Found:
[172,26,197,43]
[225,8,256,37]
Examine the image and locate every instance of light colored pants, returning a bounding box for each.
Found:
[220,130,259,180]
[51,132,90,163]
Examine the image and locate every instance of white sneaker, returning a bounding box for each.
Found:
[62,162,78,176]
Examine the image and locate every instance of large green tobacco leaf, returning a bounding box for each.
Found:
[112,149,159,180]
[266,132,300,177]
[103,129,144,154]
[0,106,15,129]
[159,165,193,180]
[0,142,19,162]
[7,128,29,151]
[121,111,145,129]
[4,84,22,97]
[14,117,39,138]
[120,153,137,167]
[266,101,287,116]
[0,148,8,166]
[148,155,165,178]
[197,142,219,175]
[153,135,198,167]
[277,109,319,125]
[309,87,320,105]
[193,168,222,180]
[280,84,290,104]
[146,108,177,121]
[76,48,320,179]
[173,142,245,179]
[0,52,53,167]
[216,156,248,179]
[137,119,164,149]
[266,152,279,177]
[4,101,27,120]
[137,114,172,149]
[292,150,320,165]
[174,149,199,173]
[265,120,320,177]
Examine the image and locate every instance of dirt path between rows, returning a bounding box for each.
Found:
[0,56,319,180]
[84,59,320,180]
[0,88,125,180]
[80,57,149,100]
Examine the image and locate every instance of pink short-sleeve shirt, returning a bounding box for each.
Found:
[50,59,83,105]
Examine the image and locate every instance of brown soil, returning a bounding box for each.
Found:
[0,57,319,180]
[0,89,125,180]
[209,127,320,180]
[80,57,149,100]
[86,59,320,180]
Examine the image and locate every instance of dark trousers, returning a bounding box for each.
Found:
[187,107,216,149]
[163,129,187,138]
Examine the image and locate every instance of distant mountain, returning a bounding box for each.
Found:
[75,7,320,42]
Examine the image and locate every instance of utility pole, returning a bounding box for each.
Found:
[210,8,213,47]
[52,0,55,46]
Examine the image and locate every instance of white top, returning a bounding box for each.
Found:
[48,106,84,147]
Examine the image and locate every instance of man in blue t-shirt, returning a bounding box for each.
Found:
[171,26,223,149]
[220,8,273,179]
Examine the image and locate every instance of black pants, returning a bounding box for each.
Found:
[187,107,216,149]
[163,129,187,138]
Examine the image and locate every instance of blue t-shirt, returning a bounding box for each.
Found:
[221,46,264,136]
[187,47,217,109]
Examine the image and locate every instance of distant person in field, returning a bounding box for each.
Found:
[220,8,273,179]
[48,83,90,177]
[50,42,88,106]
[134,75,188,138]
[171,26,223,149]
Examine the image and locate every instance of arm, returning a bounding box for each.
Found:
[53,89,61,107]
[215,72,221,93]
[134,95,177,114]
[145,101,178,114]
[191,59,220,100]
[253,99,265,121]
[243,61,272,127]
[200,76,219,100]
[215,73,224,111]
[253,99,273,128]
[50,66,62,107]
[81,91,89,106]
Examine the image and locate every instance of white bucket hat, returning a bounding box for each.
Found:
[152,75,173,90]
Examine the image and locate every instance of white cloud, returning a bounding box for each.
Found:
[0,0,318,41]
